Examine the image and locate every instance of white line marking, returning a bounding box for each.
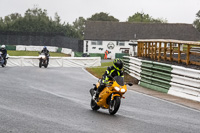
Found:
[82,68,98,80]
[129,90,200,113]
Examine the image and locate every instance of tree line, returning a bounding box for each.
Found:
[0,7,199,40]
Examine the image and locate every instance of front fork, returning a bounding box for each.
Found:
[111,93,121,100]
[109,93,121,109]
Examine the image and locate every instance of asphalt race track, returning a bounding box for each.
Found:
[0,67,200,133]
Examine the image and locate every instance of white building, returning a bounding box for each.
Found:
[83,40,133,59]
[84,21,200,59]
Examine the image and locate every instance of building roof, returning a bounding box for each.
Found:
[84,21,200,41]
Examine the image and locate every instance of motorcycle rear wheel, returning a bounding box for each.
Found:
[90,99,100,111]
[44,64,48,68]
[109,96,121,115]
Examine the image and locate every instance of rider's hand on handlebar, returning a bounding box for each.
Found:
[103,80,109,84]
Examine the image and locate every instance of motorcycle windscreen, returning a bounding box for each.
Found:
[113,76,124,86]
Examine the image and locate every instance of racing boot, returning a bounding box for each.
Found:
[93,84,105,101]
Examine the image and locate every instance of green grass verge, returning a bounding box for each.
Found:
[86,61,138,84]
[86,62,112,78]
[101,61,112,67]
[86,67,106,78]
[7,50,70,57]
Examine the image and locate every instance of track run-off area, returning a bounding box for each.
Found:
[0,67,200,133]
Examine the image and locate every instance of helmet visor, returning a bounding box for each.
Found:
[118,63,123,69]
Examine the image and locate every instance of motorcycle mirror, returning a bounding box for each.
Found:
[126,83,133,86]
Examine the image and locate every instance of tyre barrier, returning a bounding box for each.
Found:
[6,56,101,67]
[123,56,200,102]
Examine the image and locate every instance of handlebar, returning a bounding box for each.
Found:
[107,75,113,79]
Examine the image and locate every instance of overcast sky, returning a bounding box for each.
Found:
[0,0,200,24]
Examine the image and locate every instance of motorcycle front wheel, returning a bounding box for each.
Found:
[4,60,7,65]
[109,96,121,115]
[90,99,100,111]
[39,60,42,68]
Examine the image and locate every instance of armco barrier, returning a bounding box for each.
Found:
[15,45,73,55]
[16,45,58,52]
[140,60,172,93]
[115,53,129,59]
[169,83,200,102]
[0,45,16,50]
[172,66,200,79]
[61,48,72,54]
[169,66,200,102]
[7,56,101,67]
[6,45,16,50]
[123,56,200,102]
[123,56,141,80]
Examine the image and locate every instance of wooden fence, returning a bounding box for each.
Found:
[137,39,200,66]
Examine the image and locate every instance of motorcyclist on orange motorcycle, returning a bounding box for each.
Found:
[93,58,124,100]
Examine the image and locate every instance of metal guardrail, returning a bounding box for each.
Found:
[123,56,200,102]
[190,47,200,53]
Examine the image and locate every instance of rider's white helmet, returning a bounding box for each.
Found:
[1,45,5,48]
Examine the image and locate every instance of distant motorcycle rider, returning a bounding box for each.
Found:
[94,58,124,100]
[41,46,50,64]
[0,45,7,64]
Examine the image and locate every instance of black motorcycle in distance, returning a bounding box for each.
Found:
[0,52,8,67]
[38,52,48,68]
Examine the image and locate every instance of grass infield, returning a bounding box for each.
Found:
[86,61,138,84]
[7,50,70,57]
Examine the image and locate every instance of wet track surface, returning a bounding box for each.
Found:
[0,67,200,133]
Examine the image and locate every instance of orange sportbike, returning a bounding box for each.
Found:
[90,76,133,115]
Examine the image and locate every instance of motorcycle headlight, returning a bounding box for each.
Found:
[121,89,126,93]
[114,87,120,91]
[39,55,45,59]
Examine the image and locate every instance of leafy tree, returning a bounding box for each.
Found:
[127,12,167,23]
[54,12,61,25]
[87,12,119,22]
[21,7,52,32]
[0,13,22,31]
[0,17,5,30]
[72,17,86,39]
[193,10,200,32]
[0,7,79,38]
[4,13,21,22]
